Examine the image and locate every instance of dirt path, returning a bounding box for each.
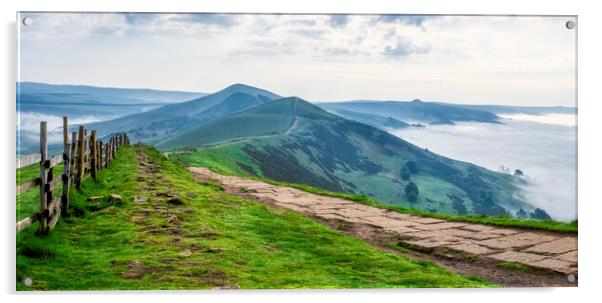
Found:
[189,167,578,287]
[125,145,213,282]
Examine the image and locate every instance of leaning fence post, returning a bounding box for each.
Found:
[76,126,85,189]
[38,121,48,235]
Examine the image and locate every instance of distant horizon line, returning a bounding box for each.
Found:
[17,80,576,108]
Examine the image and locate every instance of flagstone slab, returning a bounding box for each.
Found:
[478,232,558,250]
[555,250,578,263]
[459,224,496,232]
[489,251,547,264]
[411,222,469,231]
[523,237,577,255]
[527,258,576,275]
[447,242,498,256]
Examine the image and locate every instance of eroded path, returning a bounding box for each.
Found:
[189,167,577,286]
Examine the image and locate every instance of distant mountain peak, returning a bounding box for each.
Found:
[225,83,256,90]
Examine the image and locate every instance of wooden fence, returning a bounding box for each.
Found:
[16,117,129,235]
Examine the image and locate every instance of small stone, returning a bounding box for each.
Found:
[109,194,123,204]
[87,196,103,201]
[178,249,192,257]
[167,197,184,205]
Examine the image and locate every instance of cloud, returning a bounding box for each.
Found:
[288,28,327,38]
[374,15,430,27]
[18,14,576,106]
[288,18,318,26]
[384,38,430,57]
[329,15,349,28]
[392,118,577,220]
[20,13,129,39]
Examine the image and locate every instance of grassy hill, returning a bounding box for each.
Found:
[89,84,282,143]
[16,145,492,289]
[161,97,544,219]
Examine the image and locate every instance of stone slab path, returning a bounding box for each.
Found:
[189,167,578,276]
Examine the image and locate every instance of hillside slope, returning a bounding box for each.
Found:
[16,145,490,289]
[163,98,543,218]
[89,84,282,143]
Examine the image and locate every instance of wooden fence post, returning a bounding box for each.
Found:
[76,126,85,189]
[61,117,71,216]
[98,140,103,171]
[38,121,48,235]
[70,131,77,182]
[90,130,97,181]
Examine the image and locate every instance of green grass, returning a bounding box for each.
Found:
[16,144,495,290]
[16,162,65,221]
[173,153,577,233]
[496,262,532,273]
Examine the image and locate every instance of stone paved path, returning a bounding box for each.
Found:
[189,167,578,275]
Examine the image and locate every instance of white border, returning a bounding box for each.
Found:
[2,1,601,303]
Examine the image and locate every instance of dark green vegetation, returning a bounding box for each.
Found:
[168,97,545,218]
[89,84,282,144]
[317,99,501,125]
[16,145,493,290]
[496,262,533,273]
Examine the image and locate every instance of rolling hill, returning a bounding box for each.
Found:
[162,97,545,219]
[317,99,500,125]
[88,84,282,143]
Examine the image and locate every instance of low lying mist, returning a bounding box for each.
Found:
[392,114,577,221]
[17,112,109,155]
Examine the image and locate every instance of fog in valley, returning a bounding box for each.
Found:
[392,114,577,221]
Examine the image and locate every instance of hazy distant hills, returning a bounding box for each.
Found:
[317,99,501,125]
[164,96,543,218]
[446,104,577,115]
[323,108,417,130]
[17,82,207,118]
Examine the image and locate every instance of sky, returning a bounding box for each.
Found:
[18,13,576,106]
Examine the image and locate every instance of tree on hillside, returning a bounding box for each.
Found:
[406,161,419,174]
[530,208,552,220]
[405,182,419,202]
[400,166,412,180]
[516,208,528,218]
